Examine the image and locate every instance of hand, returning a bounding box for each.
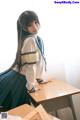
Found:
[29,85,40,93]
[37,78,49,84]
[37,79,44,83]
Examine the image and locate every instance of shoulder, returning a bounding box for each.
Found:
[23,35,37,47]
[21,35,37,52]
[24,35,35,43]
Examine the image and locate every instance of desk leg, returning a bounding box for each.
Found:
[30,95,77,120]
[69,96,77,120]
[55,110,59,117]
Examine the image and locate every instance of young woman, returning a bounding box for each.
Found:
[0,10,47,110]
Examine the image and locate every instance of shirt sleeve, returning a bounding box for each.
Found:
[20,36,39,91]
[21,37,39,65]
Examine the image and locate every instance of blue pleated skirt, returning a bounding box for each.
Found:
[0,69,31,110]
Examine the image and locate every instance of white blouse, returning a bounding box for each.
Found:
[13,35,46,91]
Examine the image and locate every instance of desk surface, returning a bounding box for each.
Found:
[8,104,34,118]
[8,104,60,120]
[30,79,80,102]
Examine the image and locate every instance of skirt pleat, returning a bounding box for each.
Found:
[0,69,31,110]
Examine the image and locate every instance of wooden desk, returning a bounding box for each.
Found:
[29,80,80,120]
[8,104,34,118]
[8,104,60,120]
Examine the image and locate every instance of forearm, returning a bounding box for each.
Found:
[21,64,39,92]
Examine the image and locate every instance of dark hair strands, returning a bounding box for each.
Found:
[10,10,40,71]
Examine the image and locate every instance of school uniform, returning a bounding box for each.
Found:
[0,35,46,110]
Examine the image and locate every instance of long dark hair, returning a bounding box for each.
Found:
[11,10,40,70]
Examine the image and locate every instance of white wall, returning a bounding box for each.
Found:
[0,0,80,119]
[0,0,80,86]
